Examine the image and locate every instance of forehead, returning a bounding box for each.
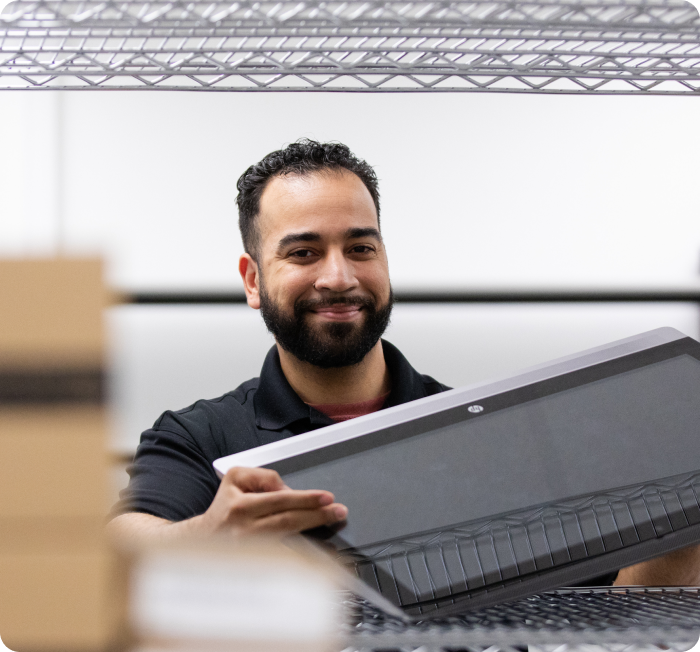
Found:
[257,169,378,243]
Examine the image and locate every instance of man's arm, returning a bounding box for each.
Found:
[107,466,348,543]
[615,545,700,586]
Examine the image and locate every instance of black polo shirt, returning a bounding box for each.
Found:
[115,339,448,521]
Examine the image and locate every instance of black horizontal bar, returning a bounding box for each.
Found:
[0,368,104,405]
[127,290,700,304]
[130,292,248,304]
[397,291,700,302]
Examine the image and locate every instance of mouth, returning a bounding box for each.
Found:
[310,304,364,322]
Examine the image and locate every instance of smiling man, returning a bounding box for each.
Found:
[109,139,448,540]
[109,140,698,587]
[243,166,394,404]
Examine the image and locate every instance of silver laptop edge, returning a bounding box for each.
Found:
[213,327,686,477]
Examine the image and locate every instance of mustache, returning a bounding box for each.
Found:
[294,296,375,313]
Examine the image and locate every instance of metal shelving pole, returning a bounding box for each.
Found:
[1,0,699,92]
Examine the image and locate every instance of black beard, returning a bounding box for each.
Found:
[259,286,394,369]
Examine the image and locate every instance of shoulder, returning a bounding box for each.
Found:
[154,376,258,429]
[420,374,452,396]
[380,339,453,403]
[148,376,262,460]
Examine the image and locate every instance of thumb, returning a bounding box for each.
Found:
[226,466,287,493]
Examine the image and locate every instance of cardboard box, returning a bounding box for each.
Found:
[0,258,108,370]
[0,548,126,651]
[0,516,103,555]
[0,406,108,518]
[0,258,123,651]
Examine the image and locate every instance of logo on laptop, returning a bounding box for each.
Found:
[467,405,484,413]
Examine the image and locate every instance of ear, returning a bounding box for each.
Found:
[239,254,261,309]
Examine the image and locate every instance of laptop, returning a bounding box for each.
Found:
[214,327,700,620]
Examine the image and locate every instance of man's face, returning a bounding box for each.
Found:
[247,169,393,368]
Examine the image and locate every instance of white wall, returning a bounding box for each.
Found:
[0,93,63,255]
[109,302,700,453]
[2,91,700,292]
[3,90,700,457]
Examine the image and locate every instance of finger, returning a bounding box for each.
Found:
[236,489,337,520]
[225,466,286,493]
[252,504,348,534]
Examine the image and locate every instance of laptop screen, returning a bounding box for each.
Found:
[262,337,700,612]
[275,351,700,549]
[214,330,700,614]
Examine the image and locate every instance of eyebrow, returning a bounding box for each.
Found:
[346,227,382,241]
[277,231,321,250]
[277,227,382,251]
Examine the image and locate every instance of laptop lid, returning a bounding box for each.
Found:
[214,328,700,618]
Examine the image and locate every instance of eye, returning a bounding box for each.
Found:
[349,244,376,255]
[288,248,316,259]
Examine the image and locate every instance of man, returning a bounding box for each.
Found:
[110,139,447,540]
[110,139,698,586]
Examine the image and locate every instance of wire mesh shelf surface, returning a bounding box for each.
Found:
[342,587,700,650]
[1,0,700,92]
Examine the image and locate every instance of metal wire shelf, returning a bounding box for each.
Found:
[343,587,700,650]
[1,0,699,92]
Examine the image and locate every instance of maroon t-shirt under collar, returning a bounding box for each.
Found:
[306,391,391,422]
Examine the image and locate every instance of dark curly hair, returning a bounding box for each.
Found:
[236,139,380,260]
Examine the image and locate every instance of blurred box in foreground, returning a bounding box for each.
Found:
[0,259,106,369]
[127,537,343,652]
[0,258,124,651]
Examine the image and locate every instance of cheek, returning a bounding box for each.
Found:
[358,264,391,296]
[269,266,316,302]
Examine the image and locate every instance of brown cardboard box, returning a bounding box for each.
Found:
[0,548,126,651]
[0,258,123,651]
[0,406,108,518]
[0,258,108,369]
[0,517,103,555]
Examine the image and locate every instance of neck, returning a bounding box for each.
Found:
[277,341,391,405]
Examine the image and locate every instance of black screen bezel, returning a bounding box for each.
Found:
[269,337,700,614]
[269,337,700,481]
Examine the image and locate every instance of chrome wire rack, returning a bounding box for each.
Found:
[343,587,700,650]
[1,0,699,92]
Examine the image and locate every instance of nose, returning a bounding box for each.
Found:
[314,249,358,293]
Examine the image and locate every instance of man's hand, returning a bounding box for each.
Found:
[107,466,348,543]
[198,466,347,535]
[615,544,700,586]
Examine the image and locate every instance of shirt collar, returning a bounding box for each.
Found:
[253,346,327,430]
[253,340,429,431]
[381,339,432,408]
